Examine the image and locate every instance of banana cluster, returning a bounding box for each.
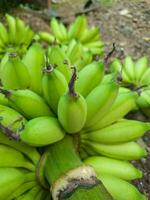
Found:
[0,14,34,59]
[38,16,104,56]
[0,14,149,200]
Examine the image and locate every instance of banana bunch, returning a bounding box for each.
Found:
[110,56,150,88]
[0,14,34,59]
[38,16,104,56]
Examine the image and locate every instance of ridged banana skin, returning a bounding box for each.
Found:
[84,156,142,180]
[123,56,135,81]
[15,186,41,200]
[83,141,147,160]
[58,94,87,134]
[0,132,40,165]
[90,90,137,130]
[75,61,104,97]
[6,181,37,200]
[82,119,150,144]
[22,43,45,95]
[0,54,30,90]
[6,89,54,119]
[98,174,147,200]
[0,168,26,200]
[0,104,27,132]
[135,56,148,83]
[20,116,65,146]
[42,69,68,113]
[84,83,119,129]
[0,144,35,170]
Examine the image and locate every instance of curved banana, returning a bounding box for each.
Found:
[42,65,68,113]
[75,61,104,97]
[5,14,16,44]
[0,88,54,119]
[84,156,142,180]
[58,68,87,133]
[0,53,30,89]
[20,116,65,146]
[135,56,148,84]
[98,174,147,200]
[83,140,147,160]
[84,83,119,129]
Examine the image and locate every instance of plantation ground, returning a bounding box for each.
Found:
[6,0,150,198]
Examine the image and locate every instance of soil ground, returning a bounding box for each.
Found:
[4,0,150,198]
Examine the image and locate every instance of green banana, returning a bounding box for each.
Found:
[0,53,30,89]
[16,185,42,200]
[84,83,119,129]
[22,43,45,95]
[15,17,27,45]
[137,88,150,108]
[42,65,68,113]
[0,168,26,199]
[0,144,35,170]
[90,90,137,130]
[20,116,65,146]
[135,56,148,83]
[67,42,83,64]
[58,68,87,133]
[50,18,65,42]
[0,22,9,44]
[6,181,37,200]
[84,156,142,180]
[0,93,8,106]
[80,26,99,43]
[83,140,147,160]
[81,119,150,144]
[48,45,71,82]
[38,31,55,43]
[5,14,16,44]
[59,22,68,42]
[0,104,27,132]
[22,26,34,47]
[75,61,104,97]
[140,67,150,85]
[0,88,54,119]
[110,58,122,73]
[123,56,135,81]
[0,132,40,165]
[68,15,87,40]
[98,174,147,200]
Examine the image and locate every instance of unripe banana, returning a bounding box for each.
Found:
[50,18,65,42]
[83,140,147,160]
[0,53,30,89]
[110,58,122,73]
[0,22,9,44]
[0,132,40,165]
[0,93,8,105]
[59,22,68,42]
[0,144,35,170]
[140,68,150,85]
[98,174,147,200]
[22,26,34,47]
[58,68,87,133]
[7,181,37,200]
[15,17,27,45]
[22,43,45,95]
[67,42,83,64]
[68,15,87,40]
[42,65,68,113]
[0,88,54,119]
[38,31,55,43]
[0,168,26,199]
[0,104,27,132]
[84,83,119,129]
[16,185,42,200]
[90,90,137,130]
[76,61,104,97]
[84,156,142,180]
[5,14,16,44]
[48,45,71,82]
[123,56,135,81]
[81,119,150,144]
[135,56,148,83]
[80,26,99,43]
[20,116,65,146]
[137,88,150,108]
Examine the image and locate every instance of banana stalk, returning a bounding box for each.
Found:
[45,135,114,200]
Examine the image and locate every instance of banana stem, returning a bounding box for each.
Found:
[68,67,78,98]
[45,135,113,200]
